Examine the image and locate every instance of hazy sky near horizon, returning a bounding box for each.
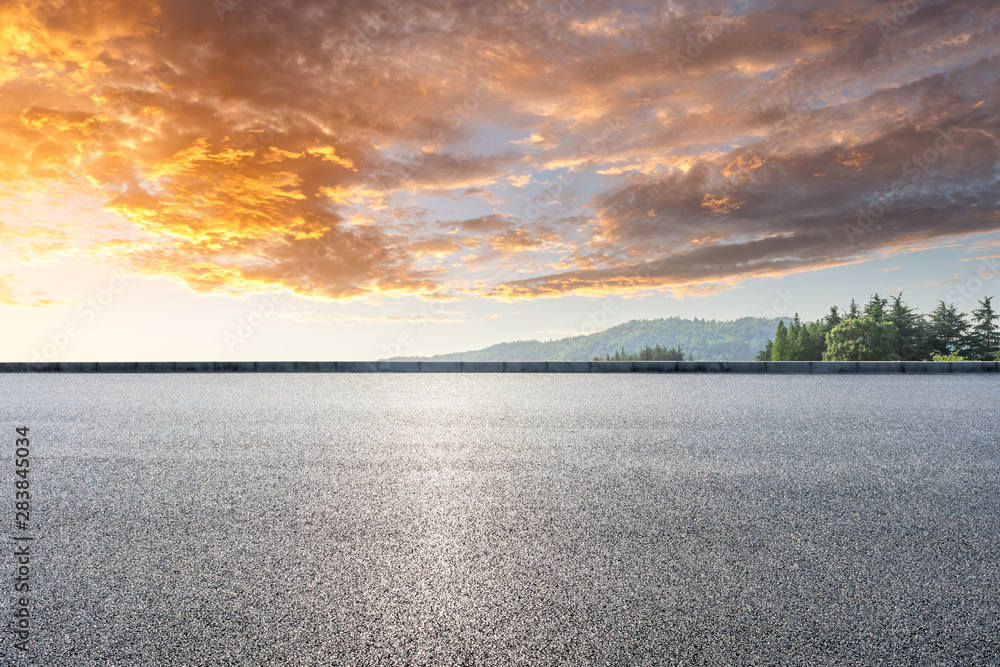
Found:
[2,0,999,360]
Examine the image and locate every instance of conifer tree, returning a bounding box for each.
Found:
[797,326,812,361]
[864,293,888,321]
[824,306,842,329]
[928,301,969,356]
[885,293,926,360]
[846,299,860,319]
[970,296,997,359]
[801,320,830,361]
[772,320,789,361]
[787,314,803,360]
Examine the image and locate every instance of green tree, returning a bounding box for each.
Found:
[766,315,826,360]
[822,317,900,361]
[802,320,827,360]
[786,314,804,360]
[885,293,927,361]
[795,323,814,361]
[864,293,888,321]
[594,343,685,362]
[772,320,789,361]
[846,299,860,319]
[927,301,968,356]
[602,346,630,361]
[823,306,843,329]
[969,296,998,360]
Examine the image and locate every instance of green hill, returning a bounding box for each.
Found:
[393,316,789,362]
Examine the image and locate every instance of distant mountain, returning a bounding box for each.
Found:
[392,316,789,362]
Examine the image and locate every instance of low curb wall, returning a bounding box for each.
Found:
[1,361,998,373]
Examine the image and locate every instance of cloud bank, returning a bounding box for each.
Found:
[2,0,998,301]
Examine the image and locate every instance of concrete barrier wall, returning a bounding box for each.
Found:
[0,361,998,373]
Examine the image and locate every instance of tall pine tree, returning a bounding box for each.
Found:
[846,299,860,319]
[824,306,843,329]
[864,293,888,321]
[772,320,789,361]
[803,321,828,360]
[928,301,969,356]
[885,293,926,361]
[970,296,998,360]
[786,314,803,360]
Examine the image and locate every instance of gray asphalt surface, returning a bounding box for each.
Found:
[1,374,998,665]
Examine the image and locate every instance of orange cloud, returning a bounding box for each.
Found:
[0,273,57,307]
[0,0,998,308]
[408,239,463,257]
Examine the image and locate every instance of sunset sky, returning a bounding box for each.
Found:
[2,0,999,361]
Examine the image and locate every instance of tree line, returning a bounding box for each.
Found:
[756,294,998,362]
[594,344,688,361]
